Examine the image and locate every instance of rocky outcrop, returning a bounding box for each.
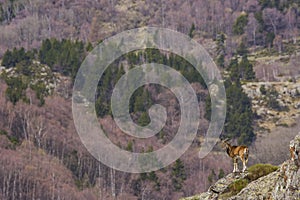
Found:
[242,81,300,134]
[228,170,278,200]
[189,173,249,200]
[181,133,300,200]
[232,146,300,200]
[179,173,248,200]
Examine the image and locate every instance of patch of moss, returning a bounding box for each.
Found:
[228,178,249,195]
[247,164,279,181]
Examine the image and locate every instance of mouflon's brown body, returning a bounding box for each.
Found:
[221,139,249,173]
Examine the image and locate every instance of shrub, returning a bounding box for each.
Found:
[265,87,289,111]
[260,85,267,95]
[0,129,19,146]
[0,130,8,135]
[218,168,225,179]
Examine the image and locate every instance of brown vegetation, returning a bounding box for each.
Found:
[0,0,298,57]
[0,79,233,199]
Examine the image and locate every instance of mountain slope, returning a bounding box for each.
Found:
[0,0,299,57]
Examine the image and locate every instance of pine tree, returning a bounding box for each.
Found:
[236,41,248,56]
[239,55,255,81]
[225,81,255,145]
[5,76,28,105]
[138,112,150,126]
[233,13,248,35]
[189,23,196,38]
[2,48,32,68]
[115,64,125,83]
[216,33,226,68]
[266,32,275,48]
[1,49,13,68]
[228,57,240,83]
[204,95,211,120]
[172,159,186,191]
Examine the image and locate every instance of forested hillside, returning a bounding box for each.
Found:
[0,0,299,55]
[0,0,299,199]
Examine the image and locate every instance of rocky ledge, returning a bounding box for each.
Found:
[181,133,300,200]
